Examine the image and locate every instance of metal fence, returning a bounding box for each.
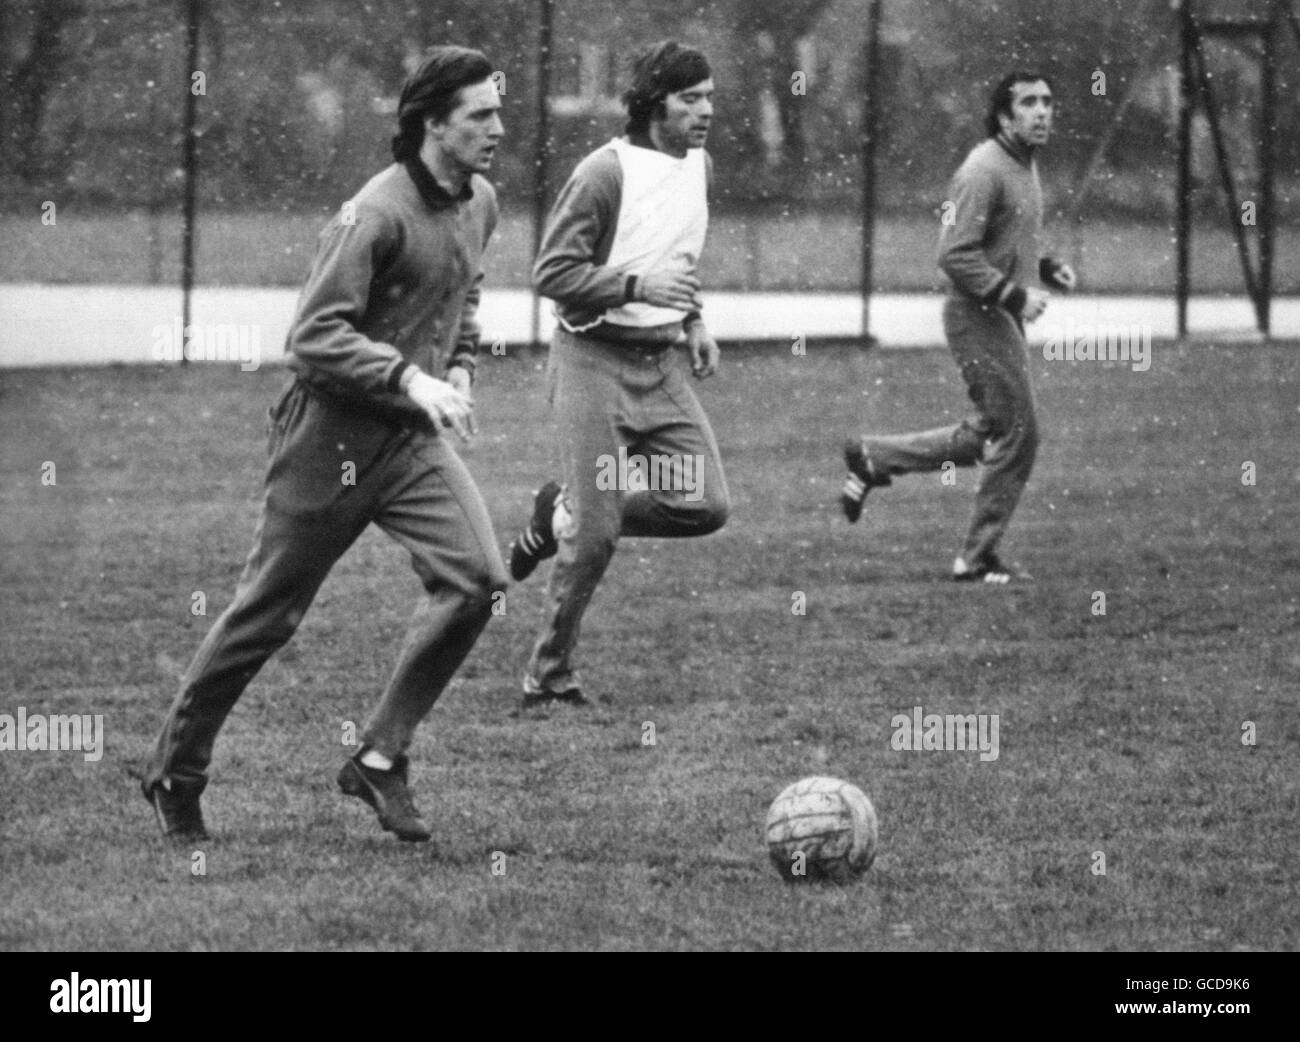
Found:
[3,0,1297,317]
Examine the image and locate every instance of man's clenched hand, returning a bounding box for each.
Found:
[1020,287,1050,323]
[445,364,473,398]
[639,268,703,311]
[686,321,720,379]
[406,369,476,441]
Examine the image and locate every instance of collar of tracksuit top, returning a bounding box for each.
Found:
[993,130,1035,169]
[402,156,474,208]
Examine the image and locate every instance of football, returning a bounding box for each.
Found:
[765,776,878,883]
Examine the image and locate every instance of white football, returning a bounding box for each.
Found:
[765,776,878,883]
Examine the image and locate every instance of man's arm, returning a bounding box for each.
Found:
[288,206,414,397]
[532,150,635,309]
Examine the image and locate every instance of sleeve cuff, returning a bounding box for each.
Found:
[982,276,1024,315]
[387,360,411,394]
[445,357,476,382]
[1039,257,1071,290]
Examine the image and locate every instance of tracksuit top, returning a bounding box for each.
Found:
[533,136,710,344]
[286,159,496,426]
[938,133,1044,309]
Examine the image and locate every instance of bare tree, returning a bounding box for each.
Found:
[1,0,83,183]
[732,0,833,178]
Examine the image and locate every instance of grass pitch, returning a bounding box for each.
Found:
[0,338,1296,951]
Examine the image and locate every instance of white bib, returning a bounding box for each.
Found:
[601,137,708,327]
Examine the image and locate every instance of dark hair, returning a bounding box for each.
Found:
[392,45,494,162]
[985,71,1053,137]
[622,40,711,135]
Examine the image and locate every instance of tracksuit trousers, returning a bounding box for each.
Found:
[144,379,509,789]
[859,297,1039,567]
[526,328,730,694]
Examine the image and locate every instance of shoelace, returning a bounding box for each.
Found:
[518,527,546,553]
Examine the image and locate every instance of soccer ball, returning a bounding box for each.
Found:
[765,776,878,883]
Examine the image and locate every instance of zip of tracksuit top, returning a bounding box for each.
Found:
[285,157,496,428]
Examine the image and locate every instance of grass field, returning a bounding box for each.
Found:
[5,210,1300,295]
[1,339,1297,951]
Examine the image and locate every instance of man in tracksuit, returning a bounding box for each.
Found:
[140,47,508,842]
[840,71,1075,583]
[506,41,730,707]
